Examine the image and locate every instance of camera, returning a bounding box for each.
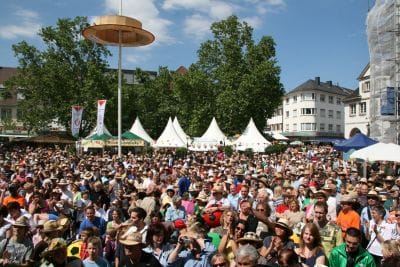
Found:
[179,237,191,247]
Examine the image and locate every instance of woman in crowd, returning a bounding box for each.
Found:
[143,223,173,267]
[211,209,237,237]
[106,209,123,230]
[218,219,247,265]
[210,252,229,267]
[381,239,400,264]
[238,199,258,232]
[294,222,326,266]
[278,198,304,228]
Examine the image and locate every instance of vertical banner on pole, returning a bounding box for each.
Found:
[96,100,107,135]
[71,106,83,137]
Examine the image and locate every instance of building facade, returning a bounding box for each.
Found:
[267,77,353,142]
[343,64,371,138]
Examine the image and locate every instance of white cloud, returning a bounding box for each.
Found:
[162,0,211,11]
[242,16,263,29]
[210,1,236,20]
[184,14,212,40]
[0,8,41,40]
[125,52,149,65]
[104,0,174,45]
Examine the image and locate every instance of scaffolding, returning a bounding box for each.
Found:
[367,0,400,144]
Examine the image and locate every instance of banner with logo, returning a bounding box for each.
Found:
[71,106,83,137]
[96,100,107,135]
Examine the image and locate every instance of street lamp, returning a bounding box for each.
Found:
[82,4,154,157]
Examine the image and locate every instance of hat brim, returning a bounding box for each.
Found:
[119,239,142,246]
[236,238,263,247]
[275,223,293,236]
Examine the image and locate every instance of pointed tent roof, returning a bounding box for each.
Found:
[154,117,186,148]
[199,117,228,142]
[129,117,154,145]
[86,125,113,139]
[173,117,190,145]
[334,133,377,152]
[235,118,271,152]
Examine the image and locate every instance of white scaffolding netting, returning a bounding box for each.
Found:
[367,0,400,143]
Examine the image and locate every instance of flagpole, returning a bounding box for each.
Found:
[117,0,122,157]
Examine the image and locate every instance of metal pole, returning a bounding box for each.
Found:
[117,0,122,157]
[118,34,122,157]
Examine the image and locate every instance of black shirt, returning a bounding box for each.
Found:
[118,251,162,267]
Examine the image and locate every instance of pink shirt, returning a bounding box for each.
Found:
[181,200,195,214]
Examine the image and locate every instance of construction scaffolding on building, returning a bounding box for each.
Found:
[367,0,400,144]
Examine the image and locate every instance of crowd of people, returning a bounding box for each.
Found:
[0,144,399,267]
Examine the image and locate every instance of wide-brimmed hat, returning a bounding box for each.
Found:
[119,232,143,246]
[212,185,224,193]
[340,194,356,203]
[258,177,269,187]
[13,216,30,228]
[43,220,62,233]
[367,190,380,199]
[41,238,66,255]
[196,192,209,202]
[384,176,395,182]
[23,182,34,190]
[275,218,293,236]
[84,172,93,180]
[314,190,328,199]
[57,218,70,231]
[57,179,69,186]
[166,185,175,193]
[237,232,263,248]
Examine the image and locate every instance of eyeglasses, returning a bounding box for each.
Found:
[256,209,265,211]
[236,227,245,231]
[213,263,226,267]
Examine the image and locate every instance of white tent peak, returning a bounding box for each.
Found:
[155,117,186,148]
[87,125,112,138]
[129,117,154,145]
[234,118,271,152]
[173,117,190,145]
[200,117,227,142]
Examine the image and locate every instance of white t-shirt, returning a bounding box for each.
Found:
[367,221,395,256]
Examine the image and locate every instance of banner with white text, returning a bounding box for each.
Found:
[96,100,107,135]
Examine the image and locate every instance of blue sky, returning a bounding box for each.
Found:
[0,0,373,92]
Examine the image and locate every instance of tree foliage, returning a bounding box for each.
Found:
[171,15,285,136]
[4,17,115,135]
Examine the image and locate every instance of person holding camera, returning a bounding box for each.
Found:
[167,225,216,267]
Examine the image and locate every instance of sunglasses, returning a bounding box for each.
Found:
[236,227,245,231]
[256,209,265,211]
[395,214,400,217]
[213,263,226,267]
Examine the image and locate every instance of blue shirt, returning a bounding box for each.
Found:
[227,193,239,211]
[143,243,174,267]
[83,257,110,267]
[79,216,107,237]
[165,206,186,222]
[168,240,215,267]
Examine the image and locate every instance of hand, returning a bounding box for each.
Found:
[373,224,378,234]
[365,220,370,230]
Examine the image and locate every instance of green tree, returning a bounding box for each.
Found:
[190,15,284,135]
[4,16,115,135]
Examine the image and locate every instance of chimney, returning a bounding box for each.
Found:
[315,77,320,85]
[327,80,332,86]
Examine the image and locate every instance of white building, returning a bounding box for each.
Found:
[343,64,371,138]
[267,77,353,142]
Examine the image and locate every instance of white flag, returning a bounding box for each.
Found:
[96,100,107,135]
[71,106,83,137]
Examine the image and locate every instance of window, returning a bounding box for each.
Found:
[293,109,297,117]
[350,104,357,115]
[336,125,341,132]
[285,98,289,104]
[293,95,297,102]
[328,110,333,118]
[320,123,325,131]
[337,97,341,105]
[360,102,367,114]
[17,109,23,121]
[336,111,341,119]
[328,124,333,131]
[328,96,334,104]
[1,108,12,121]
[286,111,290,118]
[285,124,289,131]
[301,93,315,101]
[301,123,316,131]
[292,123,297,131]
[320,109,326,118]
[320,94,325,102]
[362,81,370,92]
[301,108,316,115]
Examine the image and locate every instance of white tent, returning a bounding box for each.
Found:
[268,132,289,140]
[173,117,190,145]
[86,125,112,138]
[350,142,400,162]
[129,117,154,145]
[190,117,230,151]
[154,117,186,148]
[234,118,271,152]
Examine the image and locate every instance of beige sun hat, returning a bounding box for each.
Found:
[119,231,143,246]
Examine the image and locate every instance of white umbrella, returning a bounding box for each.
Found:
[350,142,400,162]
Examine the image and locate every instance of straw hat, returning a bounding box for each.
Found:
[367,190,380,199]
[237,232,263,248]
[84,172,93,180]
[57,179,69,186]
[275,218,293,236]
[196,192,209,202]
[119,232,143,246]
[23,182,34,190]
[41,238,67,256]
[340,194,356,203]
[212,185,224,193]
[13,216,30,228]
[43,220,62,233]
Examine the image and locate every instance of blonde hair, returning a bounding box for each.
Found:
[382,240,400,258]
